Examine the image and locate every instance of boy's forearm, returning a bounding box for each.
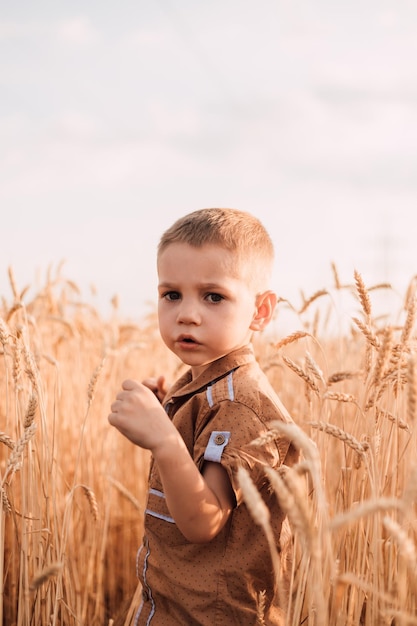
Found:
[153,434,231,543]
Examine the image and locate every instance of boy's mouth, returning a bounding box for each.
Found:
[177,335,199,345]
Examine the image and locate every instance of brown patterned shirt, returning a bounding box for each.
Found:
[135,344,298,625]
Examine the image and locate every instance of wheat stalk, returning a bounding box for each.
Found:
[274,331,310,349]
[376,407,411,433]
[5,422,37,478]
[6,303,23,323]
[29,563,63,591]
[352,316,380,350]
[407,355,416,423]
[327,371,359,384]
[383,516,417,583]
[401,295,416,347]
[107,476,142,511]
[12,333,22,388]
[1,487,12,515]
[0,432,15,450]
[323,391,358,404]
[7,266,19,300]
[81,485,99,522]
[23,393,38,428]
[23,345,39,391]
[305,351,326,387]
[309,421,368,456]
[237,467,283,589]
[260,421,320,467]
[366,326,393,409]
[354,269,372,318]
[87,358,106,404]
[368,282,393,292]
[298,289,329,315]
[237,466,271,528]
[330,497,404,530]
[0,318,10,346]
[402,464,417,506]
[282,355,320,394]
[255,589,267,626]
[331,262,341,290]
[265,465,313,549]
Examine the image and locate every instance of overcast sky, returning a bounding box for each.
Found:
[1,1,416,325]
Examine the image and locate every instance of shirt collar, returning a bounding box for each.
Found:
[164,344,256,403]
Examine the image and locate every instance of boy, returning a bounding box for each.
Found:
[108,208,297,625]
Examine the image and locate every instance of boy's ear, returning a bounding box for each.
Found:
[250,290,277,331]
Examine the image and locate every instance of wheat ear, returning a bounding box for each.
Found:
[305,351,326,387]
[401,295,416,346]
[0,432,15,450]
[81,485,99,521]
[354,269,372,318]
[407,355,416,423]
[352,317,380,350]
[330,497,404,530]
[87,358,106,404]
[5,422,37,477]
[274,331,309,349]
[23,393,38,428]
[282,355,320,394]
[309,421,368,456]
[29,563,63,591]
[0,318,10,346]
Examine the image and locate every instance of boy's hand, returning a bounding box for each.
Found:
[108,379,176,451]
[142,375,168,403]
[109,379,235,543]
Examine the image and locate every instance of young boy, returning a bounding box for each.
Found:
[108,208,297,625]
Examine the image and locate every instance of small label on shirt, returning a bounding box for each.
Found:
[204,431,231,463]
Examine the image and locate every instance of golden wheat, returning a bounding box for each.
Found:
[323,390,359,404]
[329,497,405,531]
[298,288,329,315]
[401,294,416,347]
[407,354,416,423]
[331,261,341,290]
[327,370,359,384]
[1,266,416,625]
[354,269,372,318]
[352,316,380,350]
[23,392,38,428]
[281,354,320,394]
[29,563,63,592]
[81,485,99,522]
[0,432,15,450]
[274,330,310,349]
[382,516,417,582]
[309,421,368,456]
[5,421,37,477]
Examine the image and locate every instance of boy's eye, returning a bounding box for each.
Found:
[163,291,181,301]
[206,293,224,304]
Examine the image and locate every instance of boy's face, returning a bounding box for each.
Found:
[157,242,261,378]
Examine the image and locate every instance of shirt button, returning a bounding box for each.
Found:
[214,434,226,445]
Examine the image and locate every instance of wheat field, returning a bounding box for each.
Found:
[0,265,416,626]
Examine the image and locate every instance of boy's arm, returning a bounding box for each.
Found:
[108,379,235,543]
[153,437,236,543]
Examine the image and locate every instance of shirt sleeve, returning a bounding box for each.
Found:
[194,400,291,506]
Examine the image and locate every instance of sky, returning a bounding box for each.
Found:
[1,1,416,327]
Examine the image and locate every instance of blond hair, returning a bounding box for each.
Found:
[158,208,275,291]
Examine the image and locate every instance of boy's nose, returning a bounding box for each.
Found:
[176,302,201,325]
